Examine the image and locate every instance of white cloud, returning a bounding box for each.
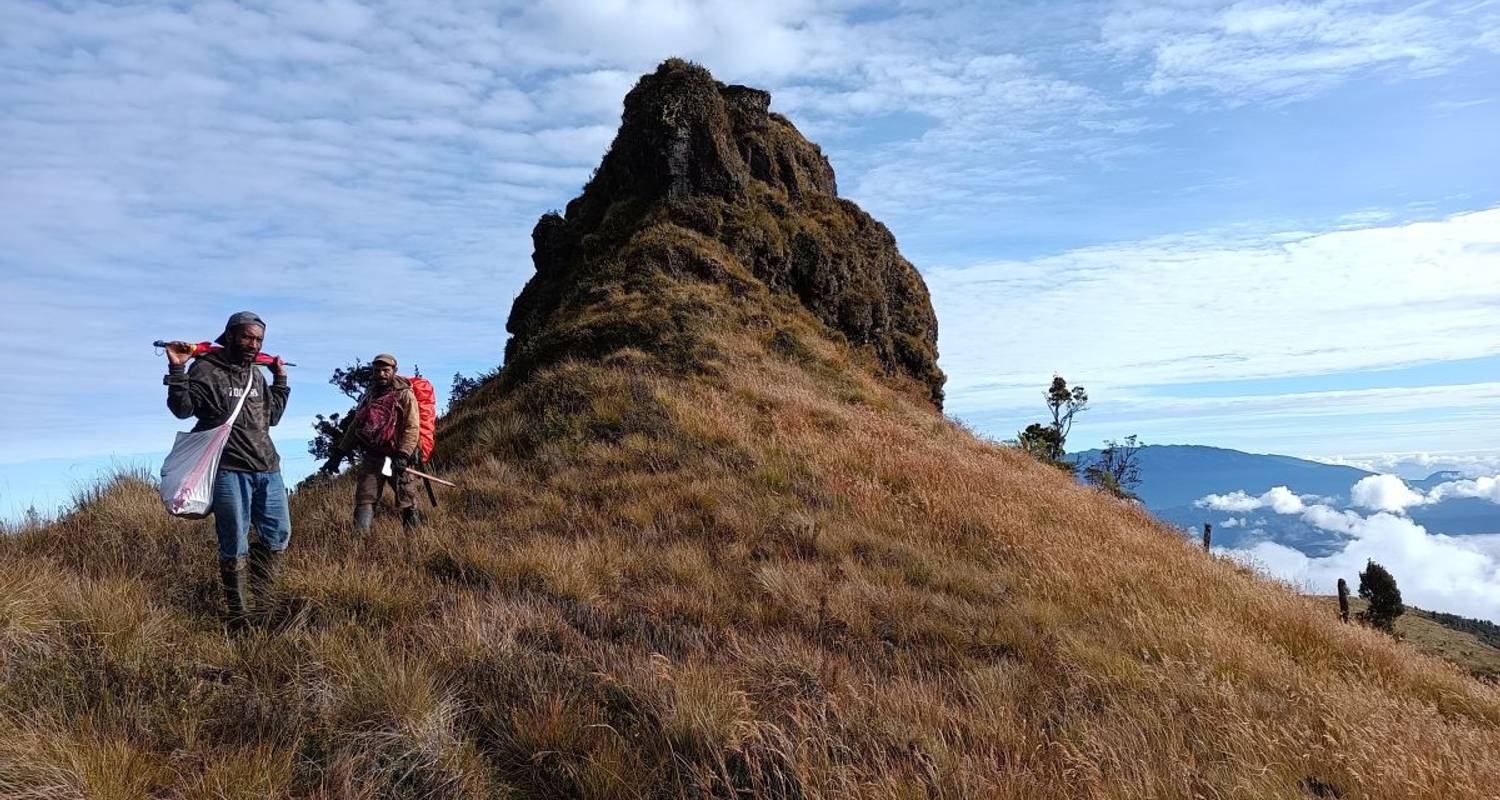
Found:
[933,209,1500,457]
[1427,475,1500,505]
[1199,490,1263,512]
[1228,539,1316,582]
[1223,507,1500,622]
[1266,487,1310,514]
[1344,472,1500,511]
[278,0,376,40]
[0,0,1187,466]
[0,2,885,459]
[2,0,1498,490]
[537,70,641,121]
[1299,503,1366,534]
[1212,473,1500,621]
[1315,451,1500,480]
[974,381,1500,463]
[1350,474,1428,512]
[1220,516,1248,528]
[1100,0,1493,104]
[1196,485,1307,513]
[933,209,1500,400]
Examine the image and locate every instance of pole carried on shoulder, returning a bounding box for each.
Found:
[154,340,296,367]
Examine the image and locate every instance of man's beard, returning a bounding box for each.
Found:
[228,346,257,366]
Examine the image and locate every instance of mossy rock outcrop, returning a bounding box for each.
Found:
[504,59,945,406]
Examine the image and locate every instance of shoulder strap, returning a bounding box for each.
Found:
[222,369,256,427]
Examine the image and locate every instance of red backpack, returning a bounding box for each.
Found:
[406,375,437,463]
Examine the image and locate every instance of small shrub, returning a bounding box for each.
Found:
[1358,560,1405,633]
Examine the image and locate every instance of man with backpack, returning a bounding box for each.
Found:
[163,311,290,629]
[321,353,424,531]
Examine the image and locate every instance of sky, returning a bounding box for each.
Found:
[2,0,1499,524]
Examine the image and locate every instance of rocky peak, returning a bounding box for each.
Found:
[589,61,835,208]
[504,59,945,406]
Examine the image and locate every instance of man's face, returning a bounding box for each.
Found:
[229,324,264,361]
[374,363,395,385]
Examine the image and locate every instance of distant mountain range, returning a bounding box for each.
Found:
[1069,444,1500,556]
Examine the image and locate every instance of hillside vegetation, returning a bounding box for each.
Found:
[4,61,1500,800]
[1310,597,1500,682]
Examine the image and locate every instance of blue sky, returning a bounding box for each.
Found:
[3,0,1499,522]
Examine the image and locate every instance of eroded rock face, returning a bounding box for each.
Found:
[505,59,945,406]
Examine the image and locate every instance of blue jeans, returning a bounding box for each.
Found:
[212,470,292,560]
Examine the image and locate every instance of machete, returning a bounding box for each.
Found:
[380,457,458,488]
[406,466,457,488]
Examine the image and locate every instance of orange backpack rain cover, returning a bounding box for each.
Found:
[405,375,437,463]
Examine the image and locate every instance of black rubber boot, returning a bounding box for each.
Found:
[219,555,249,632]
[248,542,283,618]
[401,507,421,532]
[353,503,374,532]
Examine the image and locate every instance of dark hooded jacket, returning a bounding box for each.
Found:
[164,350,289,473]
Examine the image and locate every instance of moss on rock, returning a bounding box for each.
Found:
[503,59,945,406]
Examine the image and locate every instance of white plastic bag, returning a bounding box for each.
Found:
[160,371,254,518]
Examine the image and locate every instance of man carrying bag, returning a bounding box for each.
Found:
[163,311,291,630]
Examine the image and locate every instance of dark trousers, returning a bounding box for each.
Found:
[354,456,418,510]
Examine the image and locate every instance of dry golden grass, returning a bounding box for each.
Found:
[5,275,1500,799]
[1307,596,1500,682]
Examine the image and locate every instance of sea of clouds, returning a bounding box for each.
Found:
[1197,474,1500,623]
[1316,452,1500,481]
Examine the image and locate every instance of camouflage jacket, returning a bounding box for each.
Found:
[337,375,421,457]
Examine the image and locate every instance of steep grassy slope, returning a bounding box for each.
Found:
[4,61,1500,799]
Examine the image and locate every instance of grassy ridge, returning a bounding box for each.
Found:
[1310,597,1500,681]
[3,286,1500,798]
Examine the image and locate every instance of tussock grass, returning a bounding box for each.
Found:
[5,280,1500,798]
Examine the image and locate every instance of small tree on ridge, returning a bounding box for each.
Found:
[1357,559,1404,633]
[1016,375,1088,472]
[1084,435,1143,501]
[450,371,482,406]
[307,359,373,471]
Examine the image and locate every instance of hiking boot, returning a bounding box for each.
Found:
[401,507,421,532]
[248,542,283,618]
[353,503,374,533]
[218,555,249,631]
